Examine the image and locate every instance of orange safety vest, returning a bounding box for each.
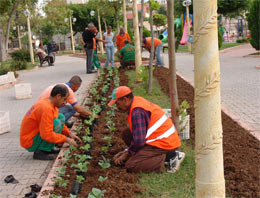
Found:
[127,96,181,150]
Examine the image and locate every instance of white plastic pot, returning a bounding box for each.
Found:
[0,72,15,85]
[162,108,190,140]
[15,83,32,99]
[0,111,11,134]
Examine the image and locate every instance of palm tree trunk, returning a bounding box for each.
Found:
[122,0,127,32]
[193,0,225,197]
[139,0,145,50]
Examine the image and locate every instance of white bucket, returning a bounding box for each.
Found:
[15,83,32,99]
[0,111,11,134]
[162,108,190,140]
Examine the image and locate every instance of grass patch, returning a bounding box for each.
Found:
[125,70,195,197]
[220,42,246,50]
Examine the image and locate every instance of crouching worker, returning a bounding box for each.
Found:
[20,84,82,160]
[119,40,135,69]
[39,75,98,127]
[108,86,185,173]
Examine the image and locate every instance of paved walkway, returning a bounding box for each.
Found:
[0,56,96,198]
[144,44,260,135]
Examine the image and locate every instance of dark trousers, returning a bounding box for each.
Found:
[85,48,93,73]
[120,60,135,69]
[122,128,171,173]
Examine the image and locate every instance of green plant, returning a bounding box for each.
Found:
[218,28,223,49]
[56,166,67,176]
[82,135,93,143]
[88,188,106,198]
[177,100,190,132]
[98,176,108,183]
[50,194,62,198]
[70,145,77,151]
[98,156,111,169]
[247,0,260,50]
[101,146,109,152]
[80,144,91,152]
[10,48,31,62]
[236,38,249,43]
[71,162,89,173]
[10,59,27,70]
[104,136,112,146]
[70,194,77,198]
[54,176,69,187]
[75,154,92,163]
[76,175,85,183]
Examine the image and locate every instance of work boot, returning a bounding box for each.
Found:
[33,150,54,160]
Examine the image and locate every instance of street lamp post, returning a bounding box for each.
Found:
[24,5,34,64]
[183,0,192,53]
[65,17,76,54]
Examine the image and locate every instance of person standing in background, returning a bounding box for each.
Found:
[116,27,131,52]
[103,26,115,67]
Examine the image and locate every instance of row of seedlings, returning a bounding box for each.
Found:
[50,67,119,198]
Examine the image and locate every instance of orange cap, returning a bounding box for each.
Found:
[108,86,132,106]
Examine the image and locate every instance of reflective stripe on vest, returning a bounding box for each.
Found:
[146,126,176,143]
[146,114,168,139]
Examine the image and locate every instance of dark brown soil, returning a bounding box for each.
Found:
[153,66,260,198]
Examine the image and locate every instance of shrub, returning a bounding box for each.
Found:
[10,48,31,62]
[10,59,27,70]
[248,0,260,50]
[143,27,151,38]
[218,28,223,49]
[236,38,249,43]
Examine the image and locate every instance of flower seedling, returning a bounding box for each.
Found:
[56,166,66,176]
[101,146,108,153]
[88,188,106,198]
[54,176,69,187]
[80,144,91,152]
[82,135,93,143]
[71,162,89,173]
[50,194,62,198]
[84,127,90,135]
[70,194,77,198]
[76,175,85,183]
[98,156,111,169]
[104,136,112,146]
[98,176,108,183]
[75,154,92,163]
[70,145,77,152]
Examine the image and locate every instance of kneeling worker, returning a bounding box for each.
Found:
[108,86,185,173]
[119,40,135,69]
[20,84,81,160]
[39,75,98,126]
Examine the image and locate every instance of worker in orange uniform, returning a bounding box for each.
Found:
[20,84,82,160]
[116,27,131,51]
[143,36,164,66]
[108,86,185,173]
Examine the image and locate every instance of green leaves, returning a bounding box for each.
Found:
[54,176,69,187]
[98,156,111,169]
[76,175,85,183]
[88,188,106,198]
[98,176,108,183]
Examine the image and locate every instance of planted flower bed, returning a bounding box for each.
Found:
[50,67,141,197]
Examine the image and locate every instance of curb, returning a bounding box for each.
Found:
[16,66,40,74]
[37,78,96,198]
[0,82,15,91]
[176,72,260,142]
[219,44,248,54]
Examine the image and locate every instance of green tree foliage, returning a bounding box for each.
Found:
[153,13,166,27]
[247,0,260,50]
[158,4,167,15]
[217,0,249,16]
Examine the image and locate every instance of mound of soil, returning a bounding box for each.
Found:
[153,67,260,198]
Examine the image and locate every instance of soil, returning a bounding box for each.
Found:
[51,66,260,198]
[153,67,260,198]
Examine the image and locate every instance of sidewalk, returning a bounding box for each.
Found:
[144,44,260,135]
[0,56,96,198]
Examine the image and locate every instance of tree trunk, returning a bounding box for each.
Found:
[147,1,154,94]
[193,0,225,197]
[167,0,179,131]
[5,0,23,52]
[104,19,107,32]
[17,25,21,49]
[0,21,7,61]
[26,14,35,64]
[139,0,145,50]
[116,13,120,34]
[122,0,128,33]
[133,0,142,82]
[70,16,75,54]
[97,9,104,55]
